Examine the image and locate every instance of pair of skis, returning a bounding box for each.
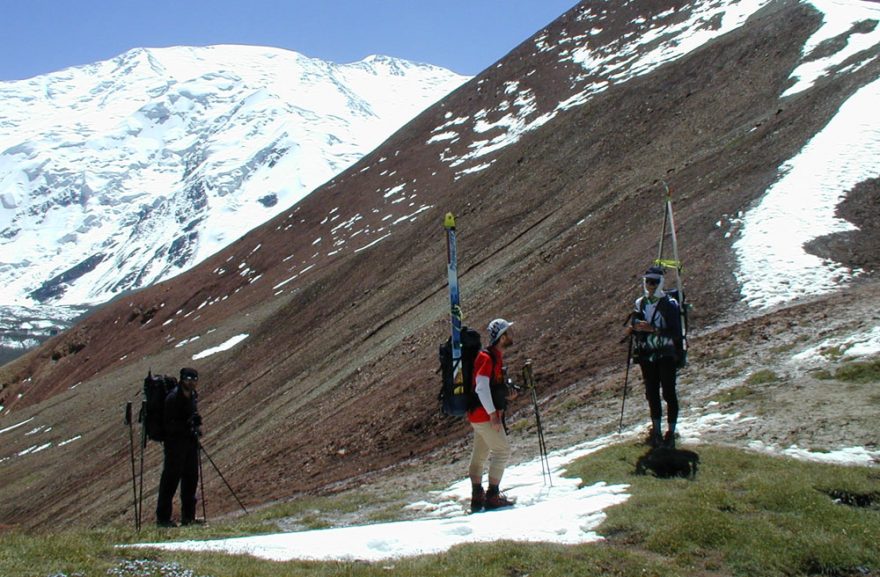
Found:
[656,181,688,369]
[444,213,465,389]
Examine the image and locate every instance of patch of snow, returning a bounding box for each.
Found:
[784,0,880,97]
[354,233,392,253]
[0,417,34,435]
[25,425,46,436]
[128,406,874,563]
[59,435,81,447]
[748,441,880,467]
[191,334,249,360]
[426,131,458,144]
[134,432,631,562]
[734,77,880,308]
[792,325,880,362]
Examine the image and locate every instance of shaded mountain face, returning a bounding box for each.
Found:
[0,46,468,356]
[1,0,878,529]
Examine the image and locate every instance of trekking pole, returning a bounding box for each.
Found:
[124,402,140,531]
[198,441,248,514]
[198,445,208,522]
[618,333,634,434]
[137,400,146,531]
[522,360,552,486]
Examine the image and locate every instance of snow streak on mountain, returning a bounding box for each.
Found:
[0,45,468,352]
[424,0,879,308]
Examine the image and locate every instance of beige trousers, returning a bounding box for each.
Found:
[468,421,511,483]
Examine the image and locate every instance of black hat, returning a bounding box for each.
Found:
[180,367,199,381]
[643,265,665,280]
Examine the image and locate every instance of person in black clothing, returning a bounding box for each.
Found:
[625,266,683,448]
[156,367,202,527]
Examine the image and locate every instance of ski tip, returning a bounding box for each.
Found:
[444,212,456,229]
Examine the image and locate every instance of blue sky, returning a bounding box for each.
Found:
[0,1,577,81]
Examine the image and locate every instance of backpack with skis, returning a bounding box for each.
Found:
[437,212,478,417]
[142,371,177,442]
[635,280,685,366]
[650,182,689,367]
[438,325,483,416]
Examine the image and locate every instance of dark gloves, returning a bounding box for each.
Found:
[188,414,203,438]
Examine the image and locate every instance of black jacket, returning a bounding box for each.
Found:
[163,386,200,442]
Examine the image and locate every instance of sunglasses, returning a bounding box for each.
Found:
[182,376,198,382]
[645,278,660,285]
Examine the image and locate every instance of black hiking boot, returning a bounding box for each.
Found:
[647,419,663,448]
[663,431,676,449]
[484,489,515,511]
[470,485,485,513]
[181,518,205,527]
[156,519,177,528]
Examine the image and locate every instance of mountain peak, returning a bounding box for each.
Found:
[0,44,468,351]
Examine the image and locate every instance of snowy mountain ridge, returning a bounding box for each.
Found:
[0,45,468,351]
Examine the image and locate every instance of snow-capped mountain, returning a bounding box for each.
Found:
[0,45,468,355]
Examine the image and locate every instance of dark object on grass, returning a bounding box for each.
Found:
[635,447,700,479]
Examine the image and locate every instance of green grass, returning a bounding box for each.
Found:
[819,344,849,361]
[2,445,878,577]
[833,357,880,384]
[710,385,758,404]
[745,369,780,385]
[567,444,880,577]
[811,367,834,380]
[809,358,880,385]
[714,346,742,360]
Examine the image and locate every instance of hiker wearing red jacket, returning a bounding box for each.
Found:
[467,318,517,512]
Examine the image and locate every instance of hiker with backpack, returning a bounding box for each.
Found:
[156,367,203,527]
[626,266,683,449]
[468,318,518,512]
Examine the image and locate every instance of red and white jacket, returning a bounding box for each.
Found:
[467,347,504,424]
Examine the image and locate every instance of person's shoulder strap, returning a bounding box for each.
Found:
[638,296,652,319]
[483,347,500,380]
[474,349,491,374]
[659,293,679,313]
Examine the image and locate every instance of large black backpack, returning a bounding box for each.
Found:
[142,372,177,442]
[637,292,688,368]
[665,288,689,367]
[438,326,483,417]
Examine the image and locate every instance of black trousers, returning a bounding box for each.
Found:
[639,356,679,428]
[156,438,199,523]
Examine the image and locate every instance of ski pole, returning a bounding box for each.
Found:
[137,400,146,531]
[198,445,208,523]
[618,333,633,434]
[198,441,248,515]
[124,402,140,531]
[522,360,552,486]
